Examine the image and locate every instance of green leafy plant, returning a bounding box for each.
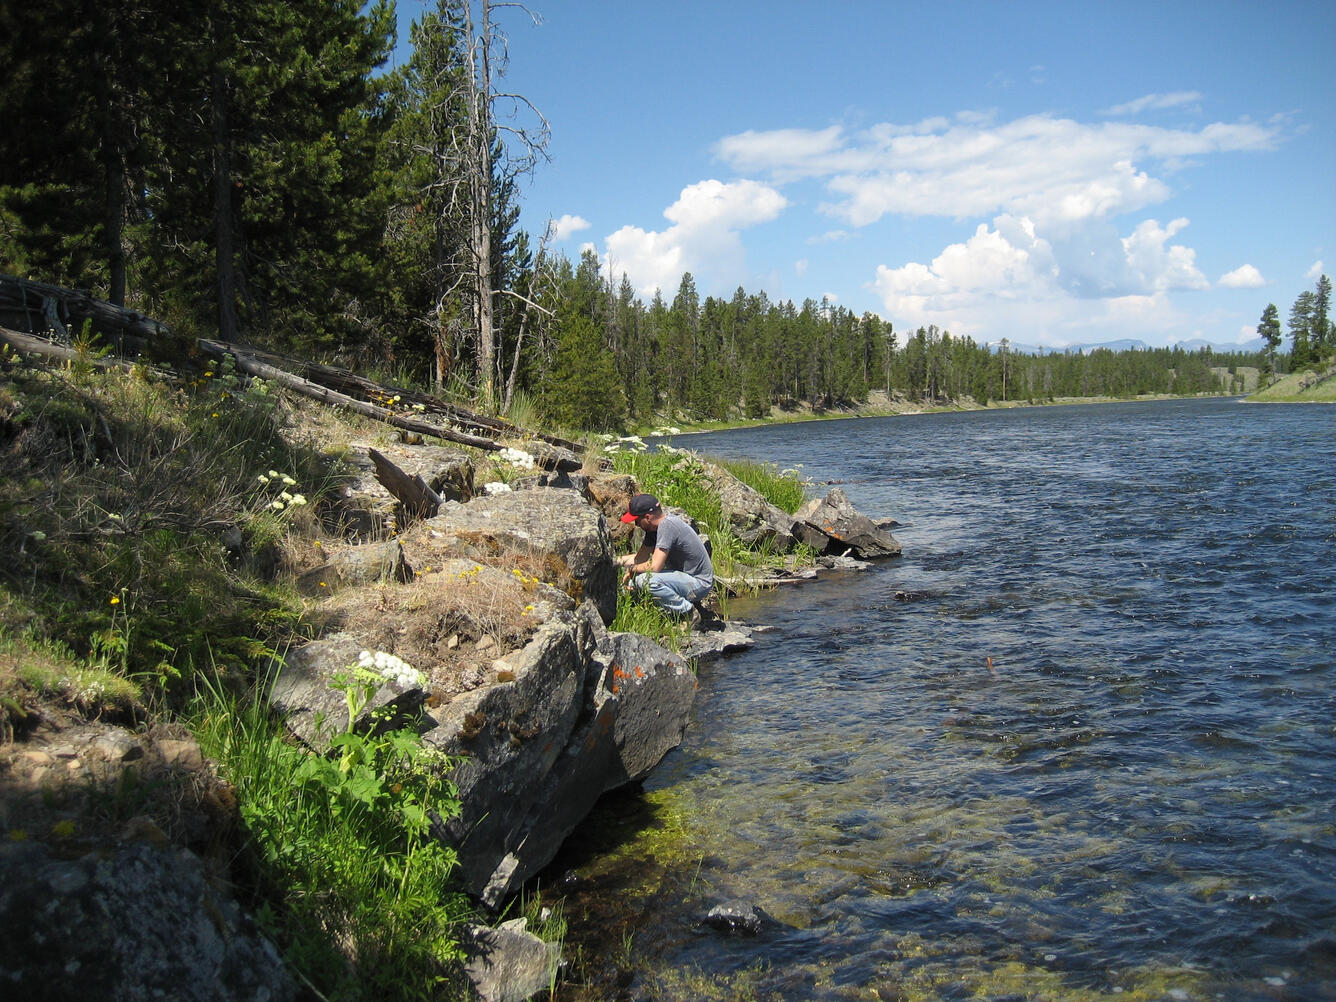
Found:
[191,657,471,1001]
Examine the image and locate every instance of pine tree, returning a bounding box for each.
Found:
[541,313,626,432]
[1313,275,1332,360]
[0,0,174,304]
[1289,290,1315,368]
[1256,303,1282,375]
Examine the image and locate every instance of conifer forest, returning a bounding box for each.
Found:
[2,1,1328,433]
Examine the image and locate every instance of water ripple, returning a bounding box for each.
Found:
[551,400,1336,1002]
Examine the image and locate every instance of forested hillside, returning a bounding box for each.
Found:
[0,2,1320,434]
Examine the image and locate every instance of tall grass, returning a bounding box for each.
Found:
[0,358,322,707]
[190,668,473,1001]
[610,446,812,586]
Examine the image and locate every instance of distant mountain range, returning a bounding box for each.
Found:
[987,336,1266,356]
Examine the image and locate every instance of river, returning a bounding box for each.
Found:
[542,397,1336,1002]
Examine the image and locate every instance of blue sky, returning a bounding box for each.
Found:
[392,1,1334,350]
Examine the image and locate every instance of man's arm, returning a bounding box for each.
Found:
[618,543,663,574]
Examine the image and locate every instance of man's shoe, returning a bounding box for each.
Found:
[686,606,703,630]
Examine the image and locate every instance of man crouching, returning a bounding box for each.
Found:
[616,493,713,627]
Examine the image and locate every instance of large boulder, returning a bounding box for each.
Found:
[0,841,295,1002]
[793,487,902,559]
[420,603,696,907]
[698,460,799,552]
[344,444,475,503]
[295,539,412,595]
[269,632,428,747]
[416,486,619,623]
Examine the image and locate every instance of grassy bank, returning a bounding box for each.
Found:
[1246,363,1336,402]
[0,352,811,999]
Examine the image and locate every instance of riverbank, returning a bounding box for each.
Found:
[1245,361,1336,402]
[649,387,1223,436]
[0,355,880,1001]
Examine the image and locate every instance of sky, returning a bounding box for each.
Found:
[391,1,1335,351]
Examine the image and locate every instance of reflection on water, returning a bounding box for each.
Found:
[544,399,1336,1001]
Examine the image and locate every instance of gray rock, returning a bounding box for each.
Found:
[88,729,143,763]
[421,603,696,907]
[698,460,800,551]
[423,486,619,624]
[0,841,295,1002]
[794,487,902,559]
[269,632,426,749]
[463,918,559,1002]
[524,442,583,474]
[295,539,412,595]
[345,445,475,503]
[679,619,756,662]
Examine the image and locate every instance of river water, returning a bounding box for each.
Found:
[544,397,1336,1002]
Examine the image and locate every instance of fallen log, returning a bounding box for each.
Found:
[2,325,132,371]
[233,346,583,454]
[198,339,508,454]
[1,274,166,346]
[368,448,441,519]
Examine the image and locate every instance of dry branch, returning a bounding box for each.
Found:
[198,340,505,452]
[368,448,441,519]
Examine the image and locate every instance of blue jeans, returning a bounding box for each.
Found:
[632,571,711,615]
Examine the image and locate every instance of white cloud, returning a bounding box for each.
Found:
[714,126,845,181]
[550,214,590,240]
[1218,264,1266,288]
[1101,91,1204,116]
[603,179,787,298]
[872,219,1056,326]
[717,113,1276,229]
[1307,260,1325,280]
[870,215,1210,346]
[1120,218,1209,292]
[794,259,808,275]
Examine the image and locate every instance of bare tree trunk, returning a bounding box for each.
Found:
[502,229,554,413]
[211,64,238,342]
[467,0,496,408]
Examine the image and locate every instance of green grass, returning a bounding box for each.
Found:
[1247,362,1336,402]
[0,358,322,707]
[190,668,474,1001]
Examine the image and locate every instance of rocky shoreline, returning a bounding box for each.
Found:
[0,441,902,1001]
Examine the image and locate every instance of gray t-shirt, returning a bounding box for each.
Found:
[646,514,713,586]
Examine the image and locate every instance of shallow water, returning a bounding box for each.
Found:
[545,398,1336,1001]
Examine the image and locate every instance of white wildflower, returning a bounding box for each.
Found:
[358,649,422,688]
[483,481,512,494]
[270,500,285,510]
[281,475,297,486]
[289,494,307,507]
[497,447,535,469]
[257,474,270,484]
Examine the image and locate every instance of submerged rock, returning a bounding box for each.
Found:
[701,900,784,937]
